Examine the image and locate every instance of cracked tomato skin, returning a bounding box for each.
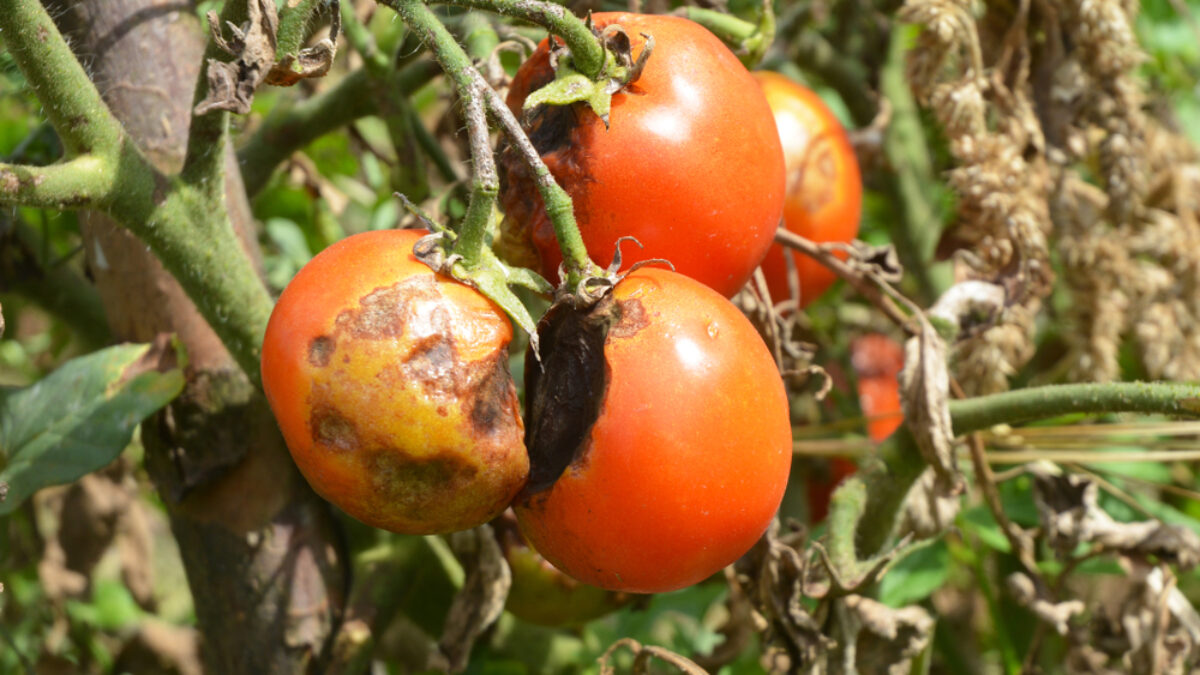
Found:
[755,71,862,308]
[501,13,786,298]
[260,229,528,534]
[515,267,792,593]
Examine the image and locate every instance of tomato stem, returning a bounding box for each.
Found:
[679,1,774,68]
[431,0,606,78]
[380,0,600,288]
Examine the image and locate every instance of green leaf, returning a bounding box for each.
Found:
[878,539,951,607]
[0,342,185,514]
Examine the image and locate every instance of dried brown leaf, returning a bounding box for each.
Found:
[841,595,934,675]
[432,525,511,673]
[599,638,707,675]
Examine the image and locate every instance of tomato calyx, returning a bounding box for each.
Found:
[522,21,654,127]
[401,196,552,351]
[552,236,672,310]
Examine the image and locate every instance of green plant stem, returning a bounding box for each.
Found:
[0,0,123,157]
[278,0,326,55]
[237,59,440,197]
[0,0,275,384]
[431,0,604,77]
[180,1,245,191]
[847,380,1200,558]
[949,382,1200,435]
[386,0,497,265]
[0,156,115,209]
[678,5,773,67]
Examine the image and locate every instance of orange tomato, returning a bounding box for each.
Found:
[516,268,792,593]
[260,229,528,534]
[755,71,862,308]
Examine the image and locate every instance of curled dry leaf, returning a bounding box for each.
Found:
[1007,571,1085,635]
[897,467,962,542]
[1031,467,1200,567]
[431,525,511,674]
[196,0,339,115]
[734,523,834,672]
[899,312,962,498]
[841,595,934,675]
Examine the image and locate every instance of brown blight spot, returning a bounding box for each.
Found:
[308,335,335,367]
[337,276,442,341]
[311,404,360,452]
[467,352,522,437]
[366,447,480,513]
[607,298,649,340]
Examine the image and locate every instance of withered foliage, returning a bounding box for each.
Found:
[903,0,1200,387]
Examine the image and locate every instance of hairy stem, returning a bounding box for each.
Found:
[432,0,604,77]
[0,0,123,156]
[950,382,1200,435]
[0,156,116,209]
[379,0,596,283]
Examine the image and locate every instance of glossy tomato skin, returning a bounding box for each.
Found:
[755,71,862,308]
[261,229,528,534]
[501,13,786,298]
[515,268,792,593]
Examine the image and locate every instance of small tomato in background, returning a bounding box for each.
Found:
[501,13,786,298]
[806,333,905,522]
[260,229,529,535]
[495,512,635,627]
[516,268,792,593]
[755,71,862,308]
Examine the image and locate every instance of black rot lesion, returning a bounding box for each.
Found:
[311,403,359,452]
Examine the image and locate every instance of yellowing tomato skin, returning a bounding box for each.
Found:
[502,13,786,298]
[261,229,528,534]
[515,268,792,593]
[755,71,862,307]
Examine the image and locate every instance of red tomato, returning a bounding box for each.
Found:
[852,333,905,442]
[755,71,862,308]
[260,229,528,534]
[806,334,904,522]
[501,13,786,298]
[515,268,792,593]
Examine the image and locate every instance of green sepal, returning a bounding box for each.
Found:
[452,246,549,354]
[522,68,613,125]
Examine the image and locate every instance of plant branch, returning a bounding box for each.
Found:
[378,0,597,286]
[431,0,604,77]
[0,0,124,157]
[238,60,441,197]
[0,156,115,210]
[949,382,1200,436]
[181,1,247,190]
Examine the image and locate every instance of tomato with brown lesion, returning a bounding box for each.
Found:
[260,229,529,535]
[500,13,787,298]
[516,267,792,593]
[754,71,863,309]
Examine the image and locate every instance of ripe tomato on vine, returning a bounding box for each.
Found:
[500,13,786,298]
[517,267,792,593]
[260,229,529,535]
[755,71,862,308]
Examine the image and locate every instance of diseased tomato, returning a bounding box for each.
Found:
[516,268,792,593]
[500,13,786,298]
[806,333,904,523]
[260,229,528,534]
[755,71,862,308]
